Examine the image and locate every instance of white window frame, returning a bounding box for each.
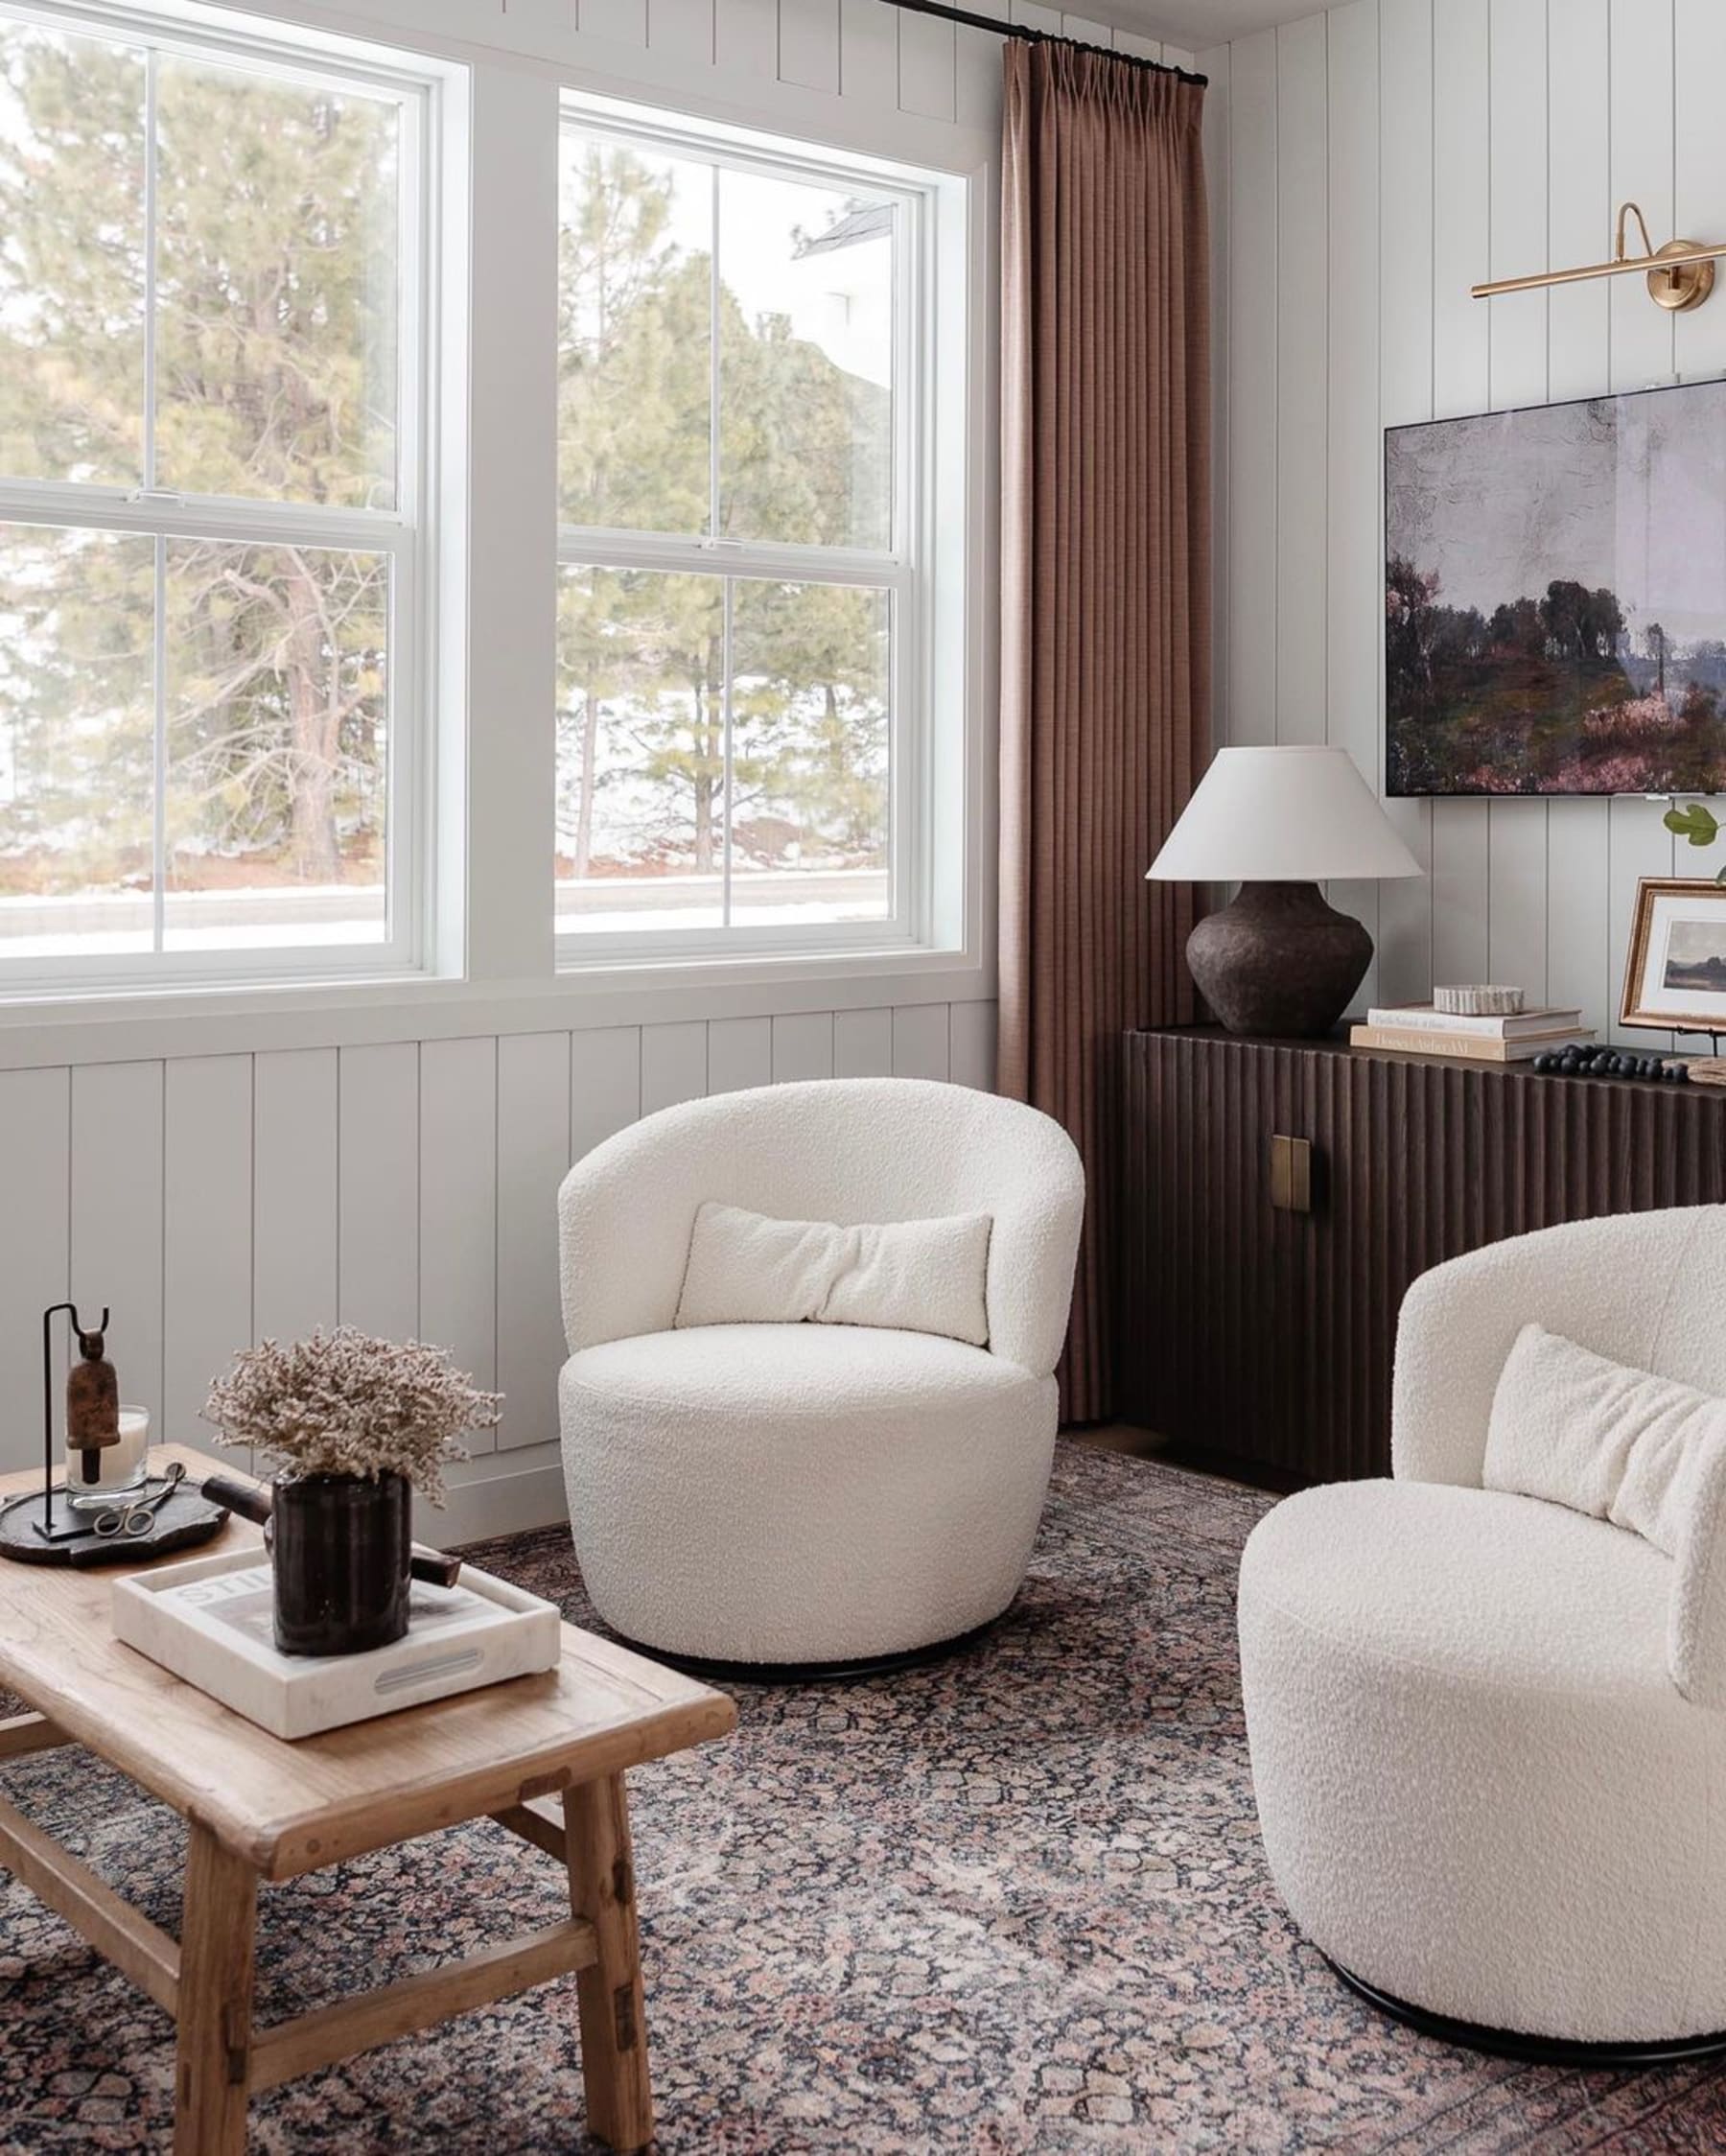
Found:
[555,91,959,973]
[0,0,448,998]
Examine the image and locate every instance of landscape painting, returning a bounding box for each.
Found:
[1386,378,1726,796]
[1665,917,1726,995]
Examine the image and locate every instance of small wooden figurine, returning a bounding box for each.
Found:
[66,1319,120,1487]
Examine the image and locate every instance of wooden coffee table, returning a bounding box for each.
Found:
[0,1445,735,2154]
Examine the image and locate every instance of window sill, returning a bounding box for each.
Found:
[0,942,993,1071]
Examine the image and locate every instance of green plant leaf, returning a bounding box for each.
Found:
[1665,803,1720,848]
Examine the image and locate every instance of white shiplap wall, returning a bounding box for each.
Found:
[1203,0,1726,1044]
[0,1001,999,1536]
[6,0,1225,1536]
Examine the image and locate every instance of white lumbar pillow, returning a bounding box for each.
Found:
[675,1200,991,1348]
[1484,1321,1726,1702]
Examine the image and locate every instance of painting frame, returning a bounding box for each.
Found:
[1621,878,1726,1033]
[1385,377,1726,799]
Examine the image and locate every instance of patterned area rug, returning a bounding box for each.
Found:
[3,1442,1725,2151]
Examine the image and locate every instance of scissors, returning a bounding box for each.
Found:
[93,1462,186,1539]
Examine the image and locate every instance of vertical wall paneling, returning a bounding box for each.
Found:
[1608,795,1680,1045]
[649,0,714,63]
[779,0,839,91]
[771,1010,835,1081]
[892,1003,950,1078]
[1608,0,1676,396]
[1374,0,1435,1002]
[1223,0,1714,1037]
[641,1020,709,1113]
[571,1026,642,1159]
[419,1037,500,1452]
[953,0,1006,134]
[1227,31,1278,747]
[338,1043,420,1344]
[1545,0,1613,1026]
[69,1062,165,1436]
[949,999,997,1088]
[1426,0,1490,990]
[1323,3,1380,1008]
[1546,0,1611,403]
[715,0,776,74]
[162,1057,253,1444]
[496,1031,573,1453]
[1673,0,1726,381]
[833,1005,895,1075]
[1606,0,1678,1039]
[707,1016,774,1092]
[838,0,898,105]
[252,1048,338,1348]
[898,9,955,122]
[579,0,648,45]
[1273,13,1327,750]
[0,1067,69,1471]
[1670,0,1726,1007]
[1482,0,1550,1004]
[1112,29,1163,62]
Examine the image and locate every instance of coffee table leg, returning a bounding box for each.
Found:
[563,1772,653,2153]
[175,1821,258,2156]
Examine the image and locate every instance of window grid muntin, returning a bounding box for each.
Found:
[0,0,431,991]
[555,102,925,957]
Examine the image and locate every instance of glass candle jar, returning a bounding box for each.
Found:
[65,1405,150,1512]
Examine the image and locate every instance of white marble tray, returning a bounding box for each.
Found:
[111,1547,562,1740]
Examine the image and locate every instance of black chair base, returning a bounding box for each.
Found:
[1326,1957,1726,2067]
[605,1615,1000,1686]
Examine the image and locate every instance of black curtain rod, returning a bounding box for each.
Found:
[875,0,1209,85]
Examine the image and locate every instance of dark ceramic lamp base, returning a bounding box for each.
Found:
[1186,880,1372,1038]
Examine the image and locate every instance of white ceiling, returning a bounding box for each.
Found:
[1100,0,1326,48]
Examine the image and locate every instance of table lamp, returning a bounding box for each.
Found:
[1146,745,1423,1037]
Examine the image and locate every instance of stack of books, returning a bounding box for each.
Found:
[1350,1003,1595,1062]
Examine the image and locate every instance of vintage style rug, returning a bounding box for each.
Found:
[2,1442,1723,2152]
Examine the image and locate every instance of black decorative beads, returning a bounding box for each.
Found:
[1529,1044,1691,1083]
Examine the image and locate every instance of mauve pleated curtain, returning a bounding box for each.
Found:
[998,42,1210,1423]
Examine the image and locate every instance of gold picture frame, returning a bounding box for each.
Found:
[1621,877,1726,1032]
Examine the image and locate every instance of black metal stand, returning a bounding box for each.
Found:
[34,1301,105,1545]
[1326,1957,1726,2067]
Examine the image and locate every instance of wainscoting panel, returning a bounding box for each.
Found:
[162,1057,254,1450]
[252,1048,339,1350]
[1209,0,1726,1045]
[0,1005,997,1517]
[69,1063,166,1445]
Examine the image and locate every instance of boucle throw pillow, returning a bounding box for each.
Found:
[1485,1322,1726,1702]
[675,1201,991,1347]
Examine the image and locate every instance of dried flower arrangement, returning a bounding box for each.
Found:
[202,1328,502,1506]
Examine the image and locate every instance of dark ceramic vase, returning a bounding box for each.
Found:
[270,1471,411,1657]
[1185,880,1374,1038]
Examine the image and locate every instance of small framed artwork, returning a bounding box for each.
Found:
[1621,878,1726,1032]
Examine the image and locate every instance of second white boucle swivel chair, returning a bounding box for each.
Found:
[557,1077,1085,1671]
[1238,1206,1726,2059]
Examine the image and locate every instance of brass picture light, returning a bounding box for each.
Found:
[1473,201,1722,312]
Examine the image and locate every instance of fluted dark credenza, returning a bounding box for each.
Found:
[1120,1025,1726,1487]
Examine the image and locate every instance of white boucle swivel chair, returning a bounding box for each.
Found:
[1237,1206,1726,2058]
[556,1077,1085,1670]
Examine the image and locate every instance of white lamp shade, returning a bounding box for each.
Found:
[1146,746,1423,883]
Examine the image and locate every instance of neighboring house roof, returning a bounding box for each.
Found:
[794,202,894,258]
